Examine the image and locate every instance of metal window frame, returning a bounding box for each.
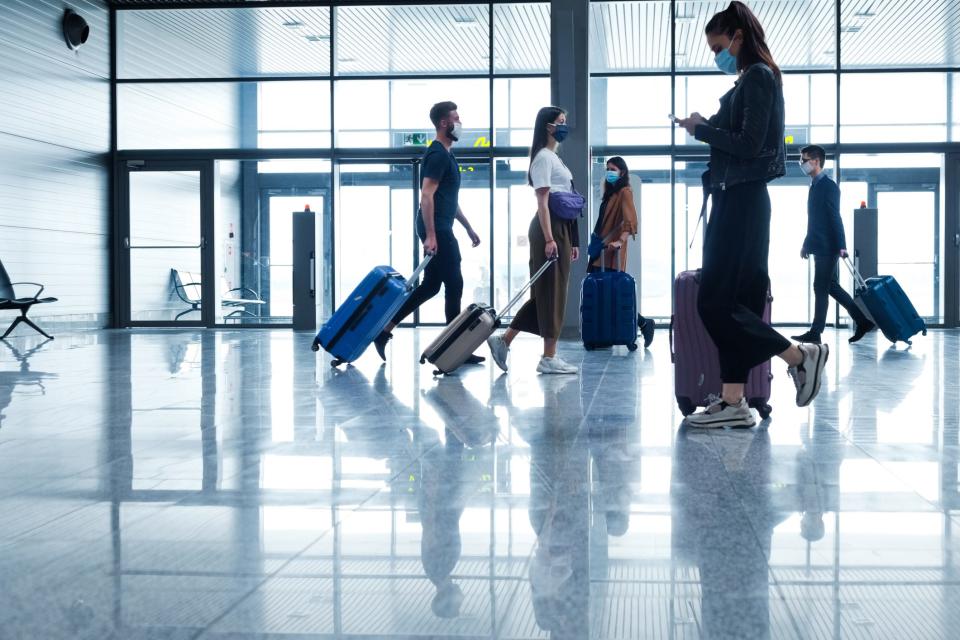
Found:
[110,0,960,329]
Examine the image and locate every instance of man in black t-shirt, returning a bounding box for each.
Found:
[374,101,485,364]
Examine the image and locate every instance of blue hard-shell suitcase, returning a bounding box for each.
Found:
[580,254,638,351]
[845,257,926,346]
[312,256,432,366]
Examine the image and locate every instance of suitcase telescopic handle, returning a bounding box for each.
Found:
[405,252,435,292]
[496,257,558,321]
[842,255,867,289]
[600,244,621,272]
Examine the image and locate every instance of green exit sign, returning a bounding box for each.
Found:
[403,132,429,146]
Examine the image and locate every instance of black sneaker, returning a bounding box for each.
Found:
[465,354,486,365]
[373,331,392,361]
[849,320,876,344]
[790,330,822,344]
[639,316,656,349]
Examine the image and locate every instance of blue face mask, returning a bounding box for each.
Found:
[714,45,738,75]
[605,170,620,184]
[551,123,569,142]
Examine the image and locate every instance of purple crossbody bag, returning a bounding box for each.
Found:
[548,181,585,220]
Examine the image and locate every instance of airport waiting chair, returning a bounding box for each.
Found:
[0,259,58,340]
[171,268,265,321]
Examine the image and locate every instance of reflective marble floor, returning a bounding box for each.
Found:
[1,327,959,639]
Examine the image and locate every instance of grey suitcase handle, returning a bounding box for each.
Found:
[405,252,434,292]
[496,257,558,321]
[842,255,867,290]
[600,244,621,272]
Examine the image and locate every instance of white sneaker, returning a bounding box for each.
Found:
[536,356,578,375]
[788,343,829,407]
[683,396,755,429]
[487,334,510,372]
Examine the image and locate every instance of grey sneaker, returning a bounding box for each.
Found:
[683,396,755,429]
[487,334,510,372]
[536,356,578,375]
[788,343,829,407]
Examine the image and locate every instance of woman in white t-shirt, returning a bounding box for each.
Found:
[487,107,580,375]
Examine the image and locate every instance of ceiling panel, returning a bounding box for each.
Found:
[592,0,837,73]
[591,1,672,72]
[118,6,330,79]
[334,4,489,76]
[494,3,550,74]
[840,0,960,69]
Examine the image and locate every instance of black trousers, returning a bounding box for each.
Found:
[391,231,463,325]
[811,254,868,333]
[697,182,791,384]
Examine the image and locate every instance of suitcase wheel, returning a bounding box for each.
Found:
[311,339,320,352]
[677,397,696,417]
[922,329,928,336]
[584,343,595,351]
[419,356,426,364]
[627,342,638,352]
[330,358,344,368]
[747,399,772,420]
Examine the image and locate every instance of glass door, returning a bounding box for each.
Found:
[119,160,213,326]
[876,187,940,321]
[335,160,418,320]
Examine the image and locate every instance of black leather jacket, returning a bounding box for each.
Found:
[694,63,786,190]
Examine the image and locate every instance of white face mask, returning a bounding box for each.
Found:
[800,160,816,176]
[449,122,463,141]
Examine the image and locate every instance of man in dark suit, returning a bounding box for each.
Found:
[792,145,875,345]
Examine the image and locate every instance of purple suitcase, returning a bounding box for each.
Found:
[670,270,773,419]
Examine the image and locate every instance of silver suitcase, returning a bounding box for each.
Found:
[420,257,557,374]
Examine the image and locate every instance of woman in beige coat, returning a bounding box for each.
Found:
[588,156,655,348]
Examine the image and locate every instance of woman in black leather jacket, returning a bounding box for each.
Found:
[675,1,829,429]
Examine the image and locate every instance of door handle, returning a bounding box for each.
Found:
[309,254,316,298]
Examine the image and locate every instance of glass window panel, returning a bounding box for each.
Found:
[335,4,489,76]
[494,160,538,316]
[782,73,837,145]
[675,0,836,72]
[840,0,960,69]
[841,73,947,143]
[118,83,242,149]
[591,76,672,146]
[839,154,944,322]
[953,74,960,140]
[335,79,490,148]
[674,75,743,146]
[335,164,414,309]
[494,3,550,74]
[258,81,331,140]
[590,1,671,73]
[676,74,836,147]
[118,7,330,79]
[494,77,550,149]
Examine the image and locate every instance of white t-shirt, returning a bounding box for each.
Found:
[529,147,573,193]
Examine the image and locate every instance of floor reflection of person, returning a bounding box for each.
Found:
[418,427,468,618]
[507,376,589,639]
[796,416,845,544]
[672,428,787,640]
[418,376,499,619]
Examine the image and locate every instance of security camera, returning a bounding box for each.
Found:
[63,8,90,50]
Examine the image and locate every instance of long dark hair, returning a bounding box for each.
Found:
[602,156,630,201]
[528,106,566,186]
[705,1,781,84]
